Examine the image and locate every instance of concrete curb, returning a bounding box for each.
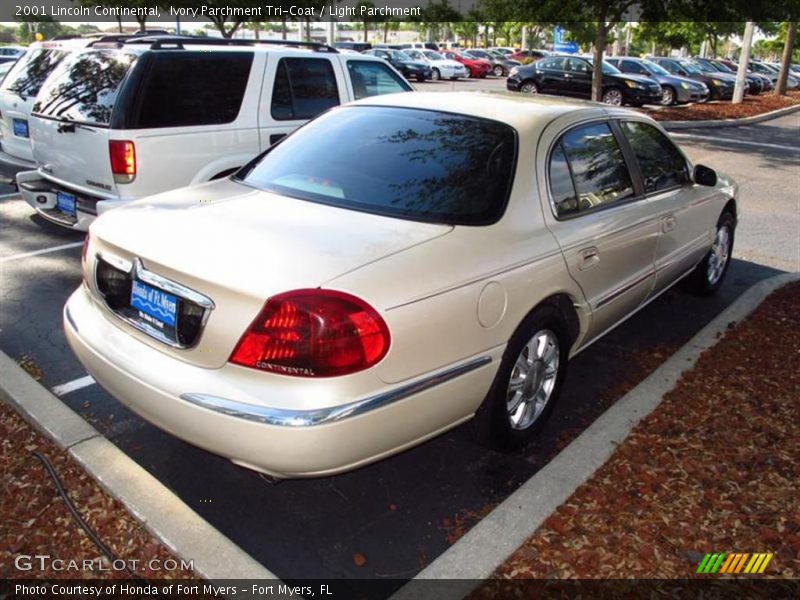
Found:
[0,351,276,583]
[392,272,800,600]
[661,103,800,130]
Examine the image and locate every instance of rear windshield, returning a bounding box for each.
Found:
[237,106,517,226]
[32,49,137,127]
[1,48,69,100]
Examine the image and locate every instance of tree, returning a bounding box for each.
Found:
[356,1,375,42]
[775,22,798,95]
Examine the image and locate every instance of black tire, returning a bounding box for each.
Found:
[520,80,538,94]
[416,75,426,82]
[470,306,570,450]
[601,87,624,106]
[493,64,505,77]
[686,211,735,296]
[432,68,441,81]
[661,86,677,106]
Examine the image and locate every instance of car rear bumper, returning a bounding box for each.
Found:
[16,171,127,231]
[64,285,499,478]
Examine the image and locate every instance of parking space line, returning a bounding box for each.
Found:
[0,241,84,263]
[670,133,800,152]
[52,375,96,397]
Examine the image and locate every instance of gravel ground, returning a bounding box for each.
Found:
[481,281,800,582]
[0,400,198,580]
[639,90,800,121]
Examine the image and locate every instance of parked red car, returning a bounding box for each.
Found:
[443,50,492,78]
[508,49,550,63]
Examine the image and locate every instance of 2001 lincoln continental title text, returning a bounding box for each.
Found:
[32,4,421,19]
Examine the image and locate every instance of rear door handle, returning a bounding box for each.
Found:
[578,247,599,270]
[662,215,676,233]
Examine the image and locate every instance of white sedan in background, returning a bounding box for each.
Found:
[65,92,737,478]
[405,49,469,80]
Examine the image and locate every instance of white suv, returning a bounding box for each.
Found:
[17,37,413,230]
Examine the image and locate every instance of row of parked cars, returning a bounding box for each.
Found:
[506,53,800,106]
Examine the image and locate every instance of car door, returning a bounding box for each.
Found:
[536,57,567,93]
[616,119,722,294]
[540,119,660,343]
[563,57,593,98]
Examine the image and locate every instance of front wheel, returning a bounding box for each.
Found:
[520,81,538,94]
[686,211,735,296]
[432,68,441,81]
[493,65,504,77]
[601,88,623,106]
[661,86,676,106]
[470,306,569,450]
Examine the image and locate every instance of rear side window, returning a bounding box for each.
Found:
[550,122,634,216]
[620,121,689,193]
[1,48,68,100]
[346,60,410,99]
[33,50,136,127]
[548,143,578,216]
[133,52,253,128]
[271,58,339,121]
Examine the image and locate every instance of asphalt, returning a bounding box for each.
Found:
[0,112,797,591]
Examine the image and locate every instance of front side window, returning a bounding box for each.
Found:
[238,106,517,225]
[33,50,137,126]
[554,122,634,214]
[566,58,591,73]
[346,60,411,100]
[271,58,340,121]
[1,48,68,99]
[620,121,689,193]
[134,52,252,128]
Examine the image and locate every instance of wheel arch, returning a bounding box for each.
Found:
[721,197,738,225]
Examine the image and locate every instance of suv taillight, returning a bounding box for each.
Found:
[229,289,390,378]
[109,140,136,182]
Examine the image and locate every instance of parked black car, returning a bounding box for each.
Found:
[606,56,709,105]
[692,57,763,94]
[507,55,663,106]
[466,48,520,77]
[363,48,433,82]
[649,57,735,100]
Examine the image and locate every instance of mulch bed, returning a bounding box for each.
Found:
[641,90,800,121]
[0,400,198,579]
[482,281,800,581]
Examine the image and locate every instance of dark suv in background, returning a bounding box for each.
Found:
[507,55,662,106]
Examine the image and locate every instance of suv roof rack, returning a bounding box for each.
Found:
[123,36,338,53]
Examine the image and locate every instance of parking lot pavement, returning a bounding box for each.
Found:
[0,115,796,590]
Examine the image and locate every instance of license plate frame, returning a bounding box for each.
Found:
[129,279,179,340]
[56,191,76,216]
[12,118,28,138]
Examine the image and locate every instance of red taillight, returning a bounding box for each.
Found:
[109,140,136,179]
[229,289,390,377]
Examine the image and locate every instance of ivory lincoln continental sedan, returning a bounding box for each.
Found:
[64,92,737,478]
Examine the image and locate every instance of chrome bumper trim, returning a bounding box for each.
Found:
[180,355,492,428]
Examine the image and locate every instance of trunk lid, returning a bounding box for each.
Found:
[90,178,453,368]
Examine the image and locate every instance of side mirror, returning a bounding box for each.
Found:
[694,164,717,187]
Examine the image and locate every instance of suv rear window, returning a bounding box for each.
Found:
[132,52,253,128]
[1,48,69,100]
[271,58,340,121]
[33,49,136,127]
[238,106,517,226]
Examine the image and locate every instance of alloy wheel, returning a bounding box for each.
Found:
[506,329,559,431]
[707,224,731,286]
[602,89,623,105]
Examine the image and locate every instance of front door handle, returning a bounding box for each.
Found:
[578,247,599,270]
[662,215,677,233]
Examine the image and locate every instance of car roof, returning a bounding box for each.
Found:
[351,91,619,133]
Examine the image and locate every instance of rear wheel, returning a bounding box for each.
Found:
[520,81,538,94]
[471,306,569,450]
[601,88,623,105]
[493,64,505,77]
[686,211,735,296]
